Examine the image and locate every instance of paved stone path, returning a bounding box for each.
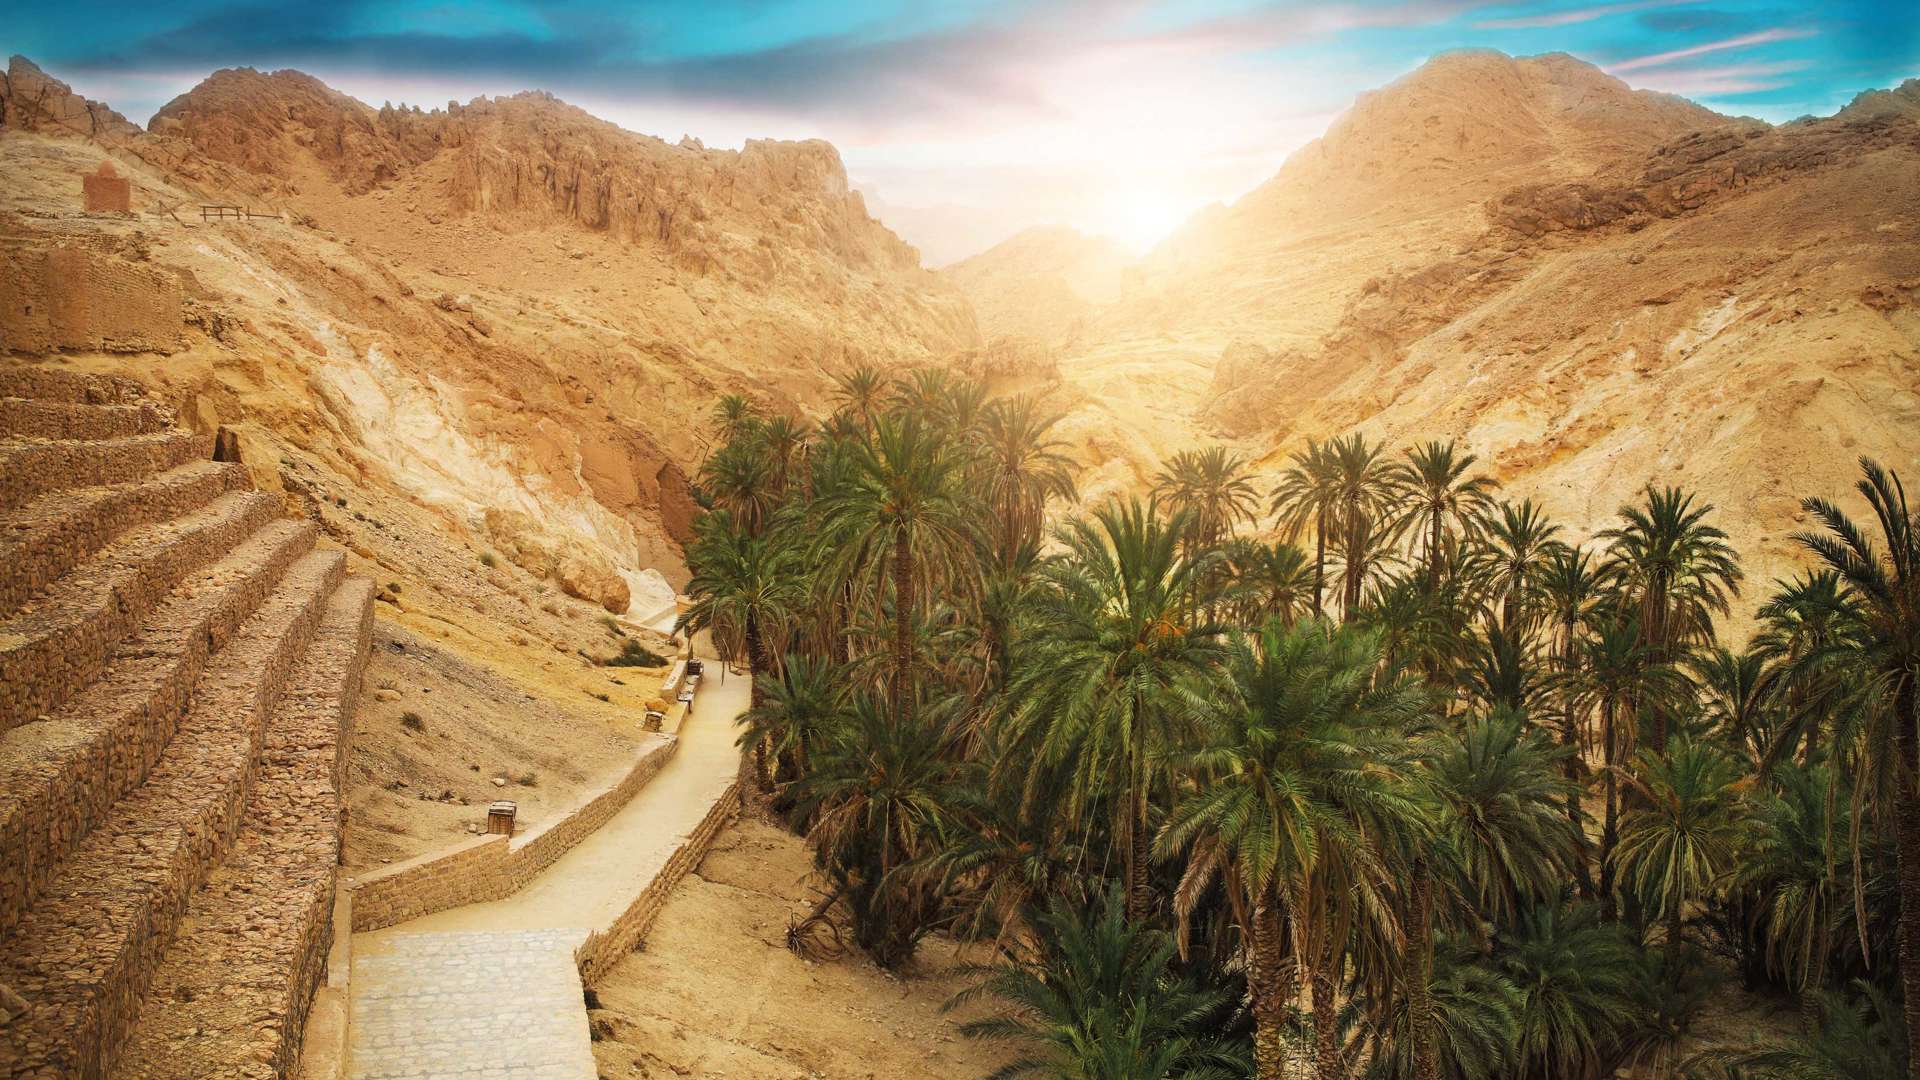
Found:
[344,639,747,1080]
[347,930,593,1080]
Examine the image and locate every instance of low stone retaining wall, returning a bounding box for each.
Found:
[574,779,742,986]
[346,732,680,931]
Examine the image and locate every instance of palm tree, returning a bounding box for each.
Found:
[1273,439,1341,617]
[1399,709,1578,1079]
[831,363,890,431]
[1327,433,1403,617]
[1556,619,1684,909]
[816,413,979,728]
[1420,709,1582,927]
[1474,499,1563,635]
[679,510,806,784]
[952,888,1250,1080]
[790,689,965,966]
[739,652,847,786]
[1363,937,1522,1080]
[1794,459,1920,1074]
[1536,545,1613,884]
[1388,440,1498,588]
[1599,486,1743,752]
[1008,497,1223,926]
[1612,737,1747,969]
[711,392,759,443]
[1154,446,1262,551]
[758,413,812,496]
[976,395,1077,567]
[1754,569,1860,767]
[1736,762,1851,1028]
[1688,645,1781,767]
[1222,539,1315,628]
[1160,617,1424,1080]
[1494,904,1641,1079]
[700,436,779,537]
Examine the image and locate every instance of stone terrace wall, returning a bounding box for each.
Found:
[347,731,679,931]
[0,246,186,354]
[574,779,741,986]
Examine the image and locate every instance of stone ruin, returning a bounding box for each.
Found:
[0,365,374,1078]
[81,161,130,213]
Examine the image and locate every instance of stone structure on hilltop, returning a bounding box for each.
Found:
[81,160,129,213]
[0,365,374,1079]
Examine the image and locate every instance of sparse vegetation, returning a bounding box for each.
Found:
[603,639,668,668]
[681,367,1918,1079]
[478,551,497,568]
[400,710,425,732]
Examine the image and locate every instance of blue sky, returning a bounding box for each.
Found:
[7,1,1915,260]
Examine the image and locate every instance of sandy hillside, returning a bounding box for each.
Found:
[1,55,978,617]
[949,50,1920,596]
[589,816,1015,1080]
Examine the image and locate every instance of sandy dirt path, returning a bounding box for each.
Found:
[346,642,747,1080]
[368,662,746,934]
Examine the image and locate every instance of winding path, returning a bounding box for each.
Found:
[344,644,748,1080]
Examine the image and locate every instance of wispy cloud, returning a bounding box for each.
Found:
[1608,26,1817,72]
[1621,58,1809,94]
[1475,0,1697,31]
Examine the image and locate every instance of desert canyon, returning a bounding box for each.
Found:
[2,36,1919,1080]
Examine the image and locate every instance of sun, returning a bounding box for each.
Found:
[1093,185,1191,254]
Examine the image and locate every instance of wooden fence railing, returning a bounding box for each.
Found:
[199,204,282,222]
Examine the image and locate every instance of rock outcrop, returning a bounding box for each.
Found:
[0,56,142,142]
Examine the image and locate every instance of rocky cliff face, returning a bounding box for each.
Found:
[960,50,1920,588]
[1,59,979,619]
[0,56,142,142]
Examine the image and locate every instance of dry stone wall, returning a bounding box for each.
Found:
[0,246,187,355]
[346,730,679,931]
[0,364,374,1080]
[574,778,740,985]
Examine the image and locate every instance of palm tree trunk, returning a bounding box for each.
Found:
[892,529,915,728]
[745,611,772,792]
[1643,579,1669,754]
[1410,864,1438,1080]
[1250,892,1291,1080]
[1427,511,1443,589]
[1311,512,1326,618]
[1664,890,1685,970]
[1801,920,1829,1034]
[1891,678,1920,1080]
[1308,947,1343,1080]
[1600,698,1619,918]
[1125,780,1152,925]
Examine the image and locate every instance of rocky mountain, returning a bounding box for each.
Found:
[970,50,1920,592]
[1,56,978,621]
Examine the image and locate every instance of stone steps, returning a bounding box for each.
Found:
[0,430,210,509]
[0,367,147,406]
[111,577,375,1080]
[0,548,347,1080]
[0,489,282,736]
[0,397,172,442]
[0,519,319,936]
[0,460,249,618]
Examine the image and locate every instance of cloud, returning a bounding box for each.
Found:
[1474,0,1699,31]
[1619,58,1810,94]
[1607,26,1817,72]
